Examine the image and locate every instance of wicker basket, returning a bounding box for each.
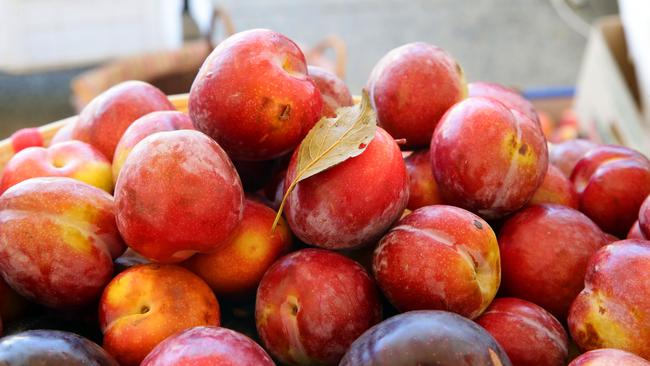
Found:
[70,7,347,112]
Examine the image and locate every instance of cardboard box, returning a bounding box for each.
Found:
[619,0,650,124]
[574,15,650,156]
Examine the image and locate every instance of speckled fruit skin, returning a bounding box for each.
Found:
[72,80,175,160]
[99,264,220,366]
[568,239,650,359]
[184,199,292,299]
[307,65,353,118]
[568,349,650,366]
[571,145,650,237]
[112,111,194,185]
[367,42,466,148]
[639,195,650,238]
[0,140,112,194]
[255,249,381,366]
[340,310,512,366]
[499,204,608,318]
[475,298,569,366]
[628,220,647,240]
[549,139,599,178]
[0,330,118,366]
[0,177,124,308]
[527,164,579,209]
[189,29,322,161]
[404,149,442,210]
[431,97,548,219]
[468,81,539,124]
[115,130,244,263]
[141,326,274,366]
[373,205,500,319]
[283,127,409,249]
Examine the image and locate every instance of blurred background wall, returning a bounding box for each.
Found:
[0,0,617,136]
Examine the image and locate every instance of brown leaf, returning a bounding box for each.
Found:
[271,90,377,230]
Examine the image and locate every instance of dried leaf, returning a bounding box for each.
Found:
[272,90,377,230]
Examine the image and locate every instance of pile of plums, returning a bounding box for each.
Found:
[0,28,649,366]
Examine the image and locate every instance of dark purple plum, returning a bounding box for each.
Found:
[339,310,511,366]
[0,330,117,366]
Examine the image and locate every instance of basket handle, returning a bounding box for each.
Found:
[306,35,347,80]
[206,7,236,49]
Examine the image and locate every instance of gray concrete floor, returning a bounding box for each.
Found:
[0,0,617,137]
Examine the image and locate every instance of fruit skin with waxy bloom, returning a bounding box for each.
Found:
[475,297,569,366]
[50,118,77,145]
[468,81,539,124]
[141,326,274,366]
[527,163,579,209]
[373,205,501,319]
[628,220,647,240]
[430,96,548,219]
[99,264,220,366]
[189,29,323,161]
[499,204,608,318]
[339,310,512,366]
[283,127,409,250]
[0,177,124,309]
[114,129,244,263]
[404,149,443,210]
[568,239,650,360]
[568,349,650,366]
[0,329,119,365]
[571,145,650,237]
[0,140,113,194]
[308,65,353,118]
[367,42,467,148]
[112,110,194,185]
[548,139,599,178]
[255,248,381,366]
[640,195,650,238]
[72,80,175,160]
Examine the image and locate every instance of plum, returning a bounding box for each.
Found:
[0,330,117,365]
[141,326,273,366]
[367,42,466,148]
[431,97,547,219]
[339,310,511,366]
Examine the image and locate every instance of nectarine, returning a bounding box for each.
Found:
[99,264,220,366]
